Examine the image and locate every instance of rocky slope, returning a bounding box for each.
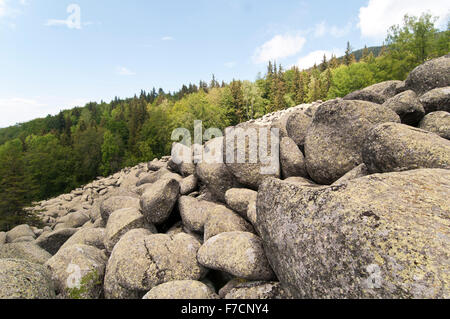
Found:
[0,54,449,299]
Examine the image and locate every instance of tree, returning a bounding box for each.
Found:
[344,41,356,66]
[100,130,123,176]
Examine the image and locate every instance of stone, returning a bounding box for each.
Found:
[332,164,369,185]
[180,174,198,195]
[0,242,52,265]
[104,207,157,253]
[178,196,221,232]
[224,281,291,299]
[148,159,167,171]
[142,280,219,299]
[218,278,249,298]
[100,196,140,222]
[198,232,275,281]
[285,111,312,148]
[6,224,35,243]
[343,80,402,104]
[382,90,425,126]
[405,54,450,95]
[140,178,180,224]
[136,168,182,186]
[257,170,450,298]
[224,188,258,222]
[35,228,78,255]
[363,122,450,173]
[304,98,400,184]
[64,211,90,229]
[11,236,35,243]
[0,232,6,246]
[419,111,450,139]
[279,137,308,179]
[46,244,107,299]
[419,87,450,113]
[0,259,56,299]
[59,228,106,251]
[204,206,254,241]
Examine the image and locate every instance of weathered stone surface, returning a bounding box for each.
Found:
[223,124,280,190]
[204,206,254,241]
[305,98,400,184]
[257,170,450,298]
[100,196,140,222]
[198,232,275,281]
[218,278,249,298]
[419,87,450,113]
[59,228,106,252]
[0,259,55,299]
[284,176,317,186]
[332,164,369,185]
[140,178,180,224]
[136,168,182,187]
[36,228,78,255]
[46,244,107,299]
[196,137,241,202]
[0,242,52,265]
[142,280,219,299]
[285,111,312,148]
[343,80,402,104]
[224,281,291,299]
[280,137,307,179]
[11,236,35,243]
[406,54,450,95]
[224,188,257,222]
[178,196,221,232]
[382,90,425,126]
[419,111,450,139]
[180,174,198,195]
[363,122,450,173]
[6,224,35,243]
[0,232,6,246]
[104,207,156,253]
[148,159,167,171]
[105,230,206,299]
[63,211,90,229]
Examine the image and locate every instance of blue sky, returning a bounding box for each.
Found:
[0,0,449,127]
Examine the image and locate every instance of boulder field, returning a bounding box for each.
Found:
[1,55,449,299]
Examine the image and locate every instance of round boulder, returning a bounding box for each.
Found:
[140,178,180,224]
[285,111,312,148]
[204,206,254,241]
[0,242,52,265]
[405,54,450,95]
[100,196,140,223]
[279,136,308,179]
[382,90,425,126]
[142,280,219,299]
[419,111,450,140]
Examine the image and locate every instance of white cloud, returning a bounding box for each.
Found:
[295,49,344,70]
[161,36,174,41]
[225,61,236,68]
[359,0,450,39]
[314,21,352,38]
[253,34,306,64]
[0,96,90,128]
[116,66,136,76]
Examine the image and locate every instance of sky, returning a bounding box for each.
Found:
[0,0,449,128]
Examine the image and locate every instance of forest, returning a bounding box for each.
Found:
[0,14,449,231]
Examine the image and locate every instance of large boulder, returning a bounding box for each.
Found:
[6,224,35,243]
[180,175,198,195]
[104,207,156,253]
[382,90,425,126]
[178,196,222,233]
[0,259,56,299]
[142,280,219,299]
[104,230,206,299]
[46,244,107,299]
[304,99,400,184]
[0,242,52,265]
[62,211,90,229]
[419,87,450,113]
[35,228,78,255]
[204,206,254,241]
[279,137,308,179]
[59,228,106,252]
[198,232,275,281]
[343,80,402,104]
[140,178,180,224]
[224,188,258,223]
[257,170,450,298]
[100,196,140,222]
[224,281,291,299]
[419,111,450,139]
[405,54,450,95]
[285,111,312,148]
[223,124,280,190]
[136,168,182,187]
[332,163,369,185]
[196,137,241,202]
[363,122,450,173]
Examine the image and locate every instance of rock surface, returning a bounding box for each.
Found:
[0,242,52,265]
[142,280,219,299]
[406,54,450,95]
[382,90,425,126]
[419,111,450,139]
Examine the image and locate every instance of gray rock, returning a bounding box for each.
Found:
[406,54,450,95]
[224,281,291,299]
[224,188,258,222]
[180,174,198,195]
[6,224,35,243]
[59,228,106,251]
[35,228,78,255]
[198,232,275,281]
[419,87,450,113]
[0,232,6,246]
[178,196,222,232]
[219,278,249,298]
[363,122,450,173]
[280,137,308,179]
[136,168,182,186]
[0,242,52,265]
[285,111,312,148]
[343,80,402,104]
[142,280,219,299]
[0,259,56,299]
[204,206,254,241]
[64,211,90,229]
[148,159,167,171]
[11,236,35,243]
[46,244,107,299]
[257,170,450,298]
[304,98,400,184]
[100,196,140,222]
[382,90,425,126]
[140,178,180,224]
[332,164,369,185]
[419,111,450,139]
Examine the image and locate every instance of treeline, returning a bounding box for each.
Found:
[0,13,448,231]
